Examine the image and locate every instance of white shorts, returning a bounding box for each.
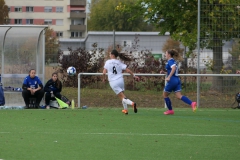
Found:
[109,78,125,95]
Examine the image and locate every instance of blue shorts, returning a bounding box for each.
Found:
[164,77,181,93]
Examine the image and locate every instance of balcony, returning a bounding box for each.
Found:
[70,25,86,31]
[70,12,86,19]
[70,37,84,39]
[70,0,86,6]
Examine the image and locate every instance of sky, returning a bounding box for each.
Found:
[86,0,91,13]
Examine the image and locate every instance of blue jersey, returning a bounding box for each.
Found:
[23,75,43,89]
[165,58,179,77]
[44,79,62,93]
[164,58,181,93]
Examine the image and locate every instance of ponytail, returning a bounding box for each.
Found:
[167,49,183,61]
[118,53,132,61]
[111,49,132,61]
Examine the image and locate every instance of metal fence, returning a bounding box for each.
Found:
[77,73,240,108]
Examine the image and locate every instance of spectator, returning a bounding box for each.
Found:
[236,70,240,74]
[22,69,44,109]
[44,72,62,109]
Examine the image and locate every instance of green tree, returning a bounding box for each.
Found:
[0,0,9,24]
[229,39,240,73]
[120,0,240,91]
[45,27,60,64]
[88,0,156,31]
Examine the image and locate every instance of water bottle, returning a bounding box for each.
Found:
[82,105,87,109]
[71,99,75,109]
[19,106,24,110]
[4,106,12,109]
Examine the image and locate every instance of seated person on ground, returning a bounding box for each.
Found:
[44,72,62,109]
[22,69,44,109]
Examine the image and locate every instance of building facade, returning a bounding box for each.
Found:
[5,0,87,39]
[61,31,232,69]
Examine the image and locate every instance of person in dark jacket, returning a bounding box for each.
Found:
[44,72,62,109]
[22,69,44,109]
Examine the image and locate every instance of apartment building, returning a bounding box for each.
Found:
[5,0,87,39]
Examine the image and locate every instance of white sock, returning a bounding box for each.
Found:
[122,98,133,105]
[122,100,128,110]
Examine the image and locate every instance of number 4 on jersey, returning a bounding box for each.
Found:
[113,66,117,74]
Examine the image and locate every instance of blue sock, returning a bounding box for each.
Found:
[181,96,192,105]
[164,97,172,110]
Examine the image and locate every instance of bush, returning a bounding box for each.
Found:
[56,45,105,87]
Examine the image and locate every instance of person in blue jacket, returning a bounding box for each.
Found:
[22,69,44,109]
[44,72,62,109]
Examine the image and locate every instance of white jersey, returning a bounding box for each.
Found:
[104,59,127,81]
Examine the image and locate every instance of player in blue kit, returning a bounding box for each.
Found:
[160,49,197,115]
[22,69,44,109]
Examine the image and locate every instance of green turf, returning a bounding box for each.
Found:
[0,108,240,160]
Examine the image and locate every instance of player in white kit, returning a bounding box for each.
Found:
[103,49,139,115]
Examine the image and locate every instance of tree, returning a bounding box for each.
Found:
[45,27,60,64]
[87,0,156,31]
[120,0,240,91]
[162,38,184,57]
[229,39,240,73]
[0,0,9,24]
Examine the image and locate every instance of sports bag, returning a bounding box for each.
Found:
[61,95,71,106]
[0,84,5,106]
[232,93,240,109]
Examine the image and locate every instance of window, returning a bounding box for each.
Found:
[15,19,22,24]
[71,32,82,38]
[56,32,63,37]
[15,7,22,12]
[26,19,33,24]
[26,7,34,12]
[71,19,84,25]
[71,10,84,13]
[56,19,63,26]
[44,19,52,25]
[56,7,63,12]
[44,6,52,12]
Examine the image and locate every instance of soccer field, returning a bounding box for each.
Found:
[0,108,240,160]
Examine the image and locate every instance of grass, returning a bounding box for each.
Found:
[61,87,236,108]
[0,108,240,160]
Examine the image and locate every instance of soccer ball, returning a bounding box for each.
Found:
[67,66,76,76]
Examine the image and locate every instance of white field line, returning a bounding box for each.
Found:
[175,110,239,112]
[0,132,239,137]
[82,133,239,137]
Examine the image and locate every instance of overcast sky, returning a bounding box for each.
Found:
[86,0,91,13]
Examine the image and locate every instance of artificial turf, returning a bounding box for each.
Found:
[0,108,239,160]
